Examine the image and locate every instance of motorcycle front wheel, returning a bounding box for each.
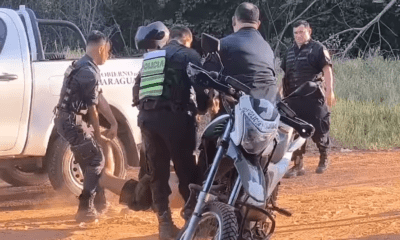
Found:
[181,201,238,240]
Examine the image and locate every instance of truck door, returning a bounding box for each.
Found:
[0,10,30,152]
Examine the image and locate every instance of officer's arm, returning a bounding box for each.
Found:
[77,67,106,141]
[323,64,335,107]
[323,65,333,93]
[88,105,102,143]
[318,47,336,107]
[278,80,284,98]
[278,53,288,97]
[98,93,118,140]
[132,71,142,106]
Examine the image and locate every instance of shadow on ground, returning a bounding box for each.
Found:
[337,234,400,240]
[0,229,73,240]
[119,234,158,240]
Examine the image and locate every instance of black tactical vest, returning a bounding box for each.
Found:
[55,61,92,114]
[285,42,321,92]
[139,43,191,107]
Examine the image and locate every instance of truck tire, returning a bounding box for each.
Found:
[48,135,127,196]
[0,166,48,186]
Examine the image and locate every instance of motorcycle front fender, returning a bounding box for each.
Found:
[201,114,230,139]
[226,140,266,203]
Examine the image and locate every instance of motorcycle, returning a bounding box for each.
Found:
[180,33,317,240]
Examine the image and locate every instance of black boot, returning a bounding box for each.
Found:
[75,192,98,223]
[94,187,108,215]
[157,210,180,240]
[316,152,330,174]
[283,156,305,178]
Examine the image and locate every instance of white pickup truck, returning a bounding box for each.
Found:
[0,6,143,195]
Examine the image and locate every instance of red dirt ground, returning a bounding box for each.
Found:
[1,150,400,240]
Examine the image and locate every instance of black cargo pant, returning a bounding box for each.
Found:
[55,112,105,198]
[285,96,330,159]
[138,108,199,213]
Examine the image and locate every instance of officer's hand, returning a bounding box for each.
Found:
[209,97,220,118]
[102,124,118,140]
[326,91,336,108]
[224,95,238,105]
[98,135,110,147]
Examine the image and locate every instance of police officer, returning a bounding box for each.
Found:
[281,20,336,178]
[206,2,277,102]
[200,2,278,180]
[54,31,118,223]
[132,23,208,240]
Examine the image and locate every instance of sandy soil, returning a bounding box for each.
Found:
[1,150,400,240]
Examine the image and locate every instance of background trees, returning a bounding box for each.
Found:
[1,0,399,58]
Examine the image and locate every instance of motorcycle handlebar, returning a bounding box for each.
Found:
[187,63,249,99]
[222,75,251,95]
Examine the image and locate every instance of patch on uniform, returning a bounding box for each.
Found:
[324,49,331,60]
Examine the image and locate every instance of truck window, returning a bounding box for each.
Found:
[0,18,6,55]
[39,24,85,60]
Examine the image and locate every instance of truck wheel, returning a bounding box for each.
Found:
[0,165,48,186]
[48,136,127,196]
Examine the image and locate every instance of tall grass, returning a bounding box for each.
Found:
[331,55,400,149]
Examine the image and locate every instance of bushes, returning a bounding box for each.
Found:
[331,56,400,149]
[331,99,400,150]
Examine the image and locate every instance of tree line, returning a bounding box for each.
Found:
[1,0,399,58]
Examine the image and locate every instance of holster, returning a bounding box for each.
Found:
[70,139,100,164]
[312,74,326,100]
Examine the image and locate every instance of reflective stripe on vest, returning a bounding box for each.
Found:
[139,50,166,100]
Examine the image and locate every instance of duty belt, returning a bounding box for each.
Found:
[139,99,192,112]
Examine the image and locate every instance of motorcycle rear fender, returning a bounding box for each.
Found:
[226,140,266,203]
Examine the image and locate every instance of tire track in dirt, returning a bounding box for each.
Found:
[274,151,400,240]
[1,151,400,239]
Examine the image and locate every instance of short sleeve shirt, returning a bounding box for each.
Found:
[71,55,102,107]
[281,40,332,74]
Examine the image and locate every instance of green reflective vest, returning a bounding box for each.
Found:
[139,50,166,100]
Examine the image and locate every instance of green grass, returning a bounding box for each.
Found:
[64,48,85,59]
[331,99,400,150]
[331,56,400,149]
[334,56,400,106]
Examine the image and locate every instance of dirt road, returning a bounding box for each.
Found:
[1,151,400,240]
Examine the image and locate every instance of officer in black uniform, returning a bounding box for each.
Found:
[206,2,277,102]
[131,23,209,240]
[200,2,278,180]
[54,31,118,223]
[281,20,336,178]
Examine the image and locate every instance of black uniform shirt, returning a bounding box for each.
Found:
[133,40,209,112]
[220,27,276,89]
[281,39,332,75]
[166,40,202,69]
[70,54,102,108]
